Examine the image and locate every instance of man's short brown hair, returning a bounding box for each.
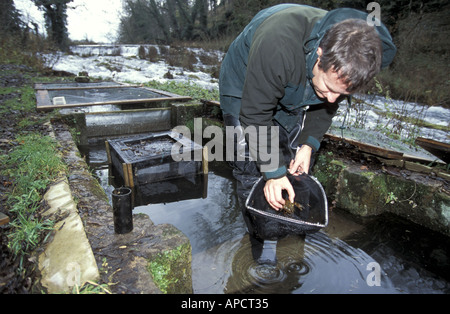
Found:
[318,19,383,93]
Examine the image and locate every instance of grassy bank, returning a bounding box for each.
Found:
[2,135,65,265]
[0,54,68,292]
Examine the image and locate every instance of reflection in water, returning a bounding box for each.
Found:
[197,231,398,294]
[225,234,306,294]
[134,170,245,255]
[134,173,206,206]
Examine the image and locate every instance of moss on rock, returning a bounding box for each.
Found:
[148,242,192,294]
[314,151,450,236]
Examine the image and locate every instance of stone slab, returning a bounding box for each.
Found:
[0,212,10,226]
[38,179,99,293]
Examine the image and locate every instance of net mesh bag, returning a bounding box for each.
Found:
[245,173,328,239]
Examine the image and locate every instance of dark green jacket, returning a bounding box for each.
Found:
[219,4,396,180]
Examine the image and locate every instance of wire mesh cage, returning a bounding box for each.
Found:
[245,173,328,240]
[107,131,206,187]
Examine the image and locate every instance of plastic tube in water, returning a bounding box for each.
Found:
[112,187,133,234]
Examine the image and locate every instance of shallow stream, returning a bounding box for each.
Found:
[83,140,450,294]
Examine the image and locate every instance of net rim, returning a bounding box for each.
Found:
[245,174,329,228]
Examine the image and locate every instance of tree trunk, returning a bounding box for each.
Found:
[147,0,171,44]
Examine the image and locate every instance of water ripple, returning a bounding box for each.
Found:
[217,232,399,294]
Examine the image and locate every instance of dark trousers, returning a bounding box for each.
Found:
[224,113,308,240]
[223,114,304,200]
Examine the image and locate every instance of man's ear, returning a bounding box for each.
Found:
[317,47,323,57]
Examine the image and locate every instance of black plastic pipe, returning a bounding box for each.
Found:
[112,187,133,234]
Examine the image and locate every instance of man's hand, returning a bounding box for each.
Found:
[264,176,295,210]
[289,145,313,175]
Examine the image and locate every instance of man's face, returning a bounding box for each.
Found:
[311,48,350,103]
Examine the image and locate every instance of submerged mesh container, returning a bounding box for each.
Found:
[245,173,328,240]
[107,131,204,187]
